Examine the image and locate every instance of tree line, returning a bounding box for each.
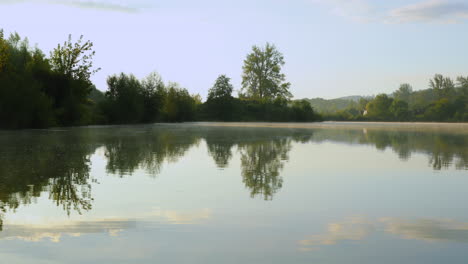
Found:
[320,75,468,122]
[0,31,320,129]
[0,31,99,128]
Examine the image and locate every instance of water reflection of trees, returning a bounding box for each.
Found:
[0,130,98,227]
[239,139,291,200]
[308,129,468,170]
[204,128,310,200]
[0,125,467,229]
[103,128,201,176]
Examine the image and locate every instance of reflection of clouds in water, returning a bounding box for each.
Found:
[0,219,135,243]
[299,216,374,251]
[148,208,212,225]
[1,208,212,242]
[381,218,468,243]
[299,217,468,251]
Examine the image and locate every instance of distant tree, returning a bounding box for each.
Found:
[425,98,454,121]
[208,75,233,101]
[163,82,197,122]
[457,76,468,96]
[358,98,370,113]
[141,72,165,122]
[206,75,235,120]
[366,94,393,120]
[7,32,21,48]
[193,94,203,105]
[104,73,144,123]
[393,83,413,102]
[291,100,317,121]
[241,43,291,100]
[0,30,8,72]
[430,74,455,99]
[458,76,468,87]
[89,85,105,103]
[453,95,468,121]
[390,99,410,121]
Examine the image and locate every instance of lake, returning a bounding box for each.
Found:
[0,122,467,264]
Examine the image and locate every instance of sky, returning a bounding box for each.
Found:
[0,0,468,99]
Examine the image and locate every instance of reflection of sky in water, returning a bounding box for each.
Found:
[0,123,467,264]
[300,217,468,252]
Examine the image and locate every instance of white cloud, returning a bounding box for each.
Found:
[310,0,377,22]
[386,0,468,23]
[0,0,139,13]
[310,0,468,24]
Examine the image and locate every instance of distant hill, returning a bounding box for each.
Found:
[335,95,364,102]
[299,96,366,113]
[89,86,106,103]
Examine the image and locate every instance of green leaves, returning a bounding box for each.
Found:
[241,43,292,100]
[50,35,100,83]
[102,72,198,124]
[0,30,8,72]
[429,74,455,99]
[208,74,233,101]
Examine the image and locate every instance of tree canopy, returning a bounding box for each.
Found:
[50,35,100,82]
[208,75,233,101]
[0,31,101,128]
[241,43,291,100]
[316,74,468,122]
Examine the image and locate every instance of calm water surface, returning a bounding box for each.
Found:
[0,122,467,264]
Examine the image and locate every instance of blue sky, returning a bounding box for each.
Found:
[1,0,467,99]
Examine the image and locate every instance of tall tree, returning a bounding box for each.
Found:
[241,43,291,100]
[366,94,393,120]
[50,35,100,82]
[429,74,454,99]
[141,72,166,122]
[457,76,468,96]
[47,35,101,125]
[104,73,144,123]
[390,99,410,121]
[0,30,8,72]
[208,75,233,101]
[393,83,413,102]
[206,75,235,120]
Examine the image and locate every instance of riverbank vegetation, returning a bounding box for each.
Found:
[305,75,468,122]
[1,30,467,129]
[0,30,320,129]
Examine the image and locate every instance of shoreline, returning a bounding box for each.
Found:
[2,121,468,133]
[191,121,468,133]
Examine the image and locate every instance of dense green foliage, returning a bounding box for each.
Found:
[2,29,466,128]
[199,74,320,122]
[0,31,100,129]
[302,96,366,114]
[99,72,201,124]
[312,76,468,122]
[0,31,320,128]
[241,43,291,100]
